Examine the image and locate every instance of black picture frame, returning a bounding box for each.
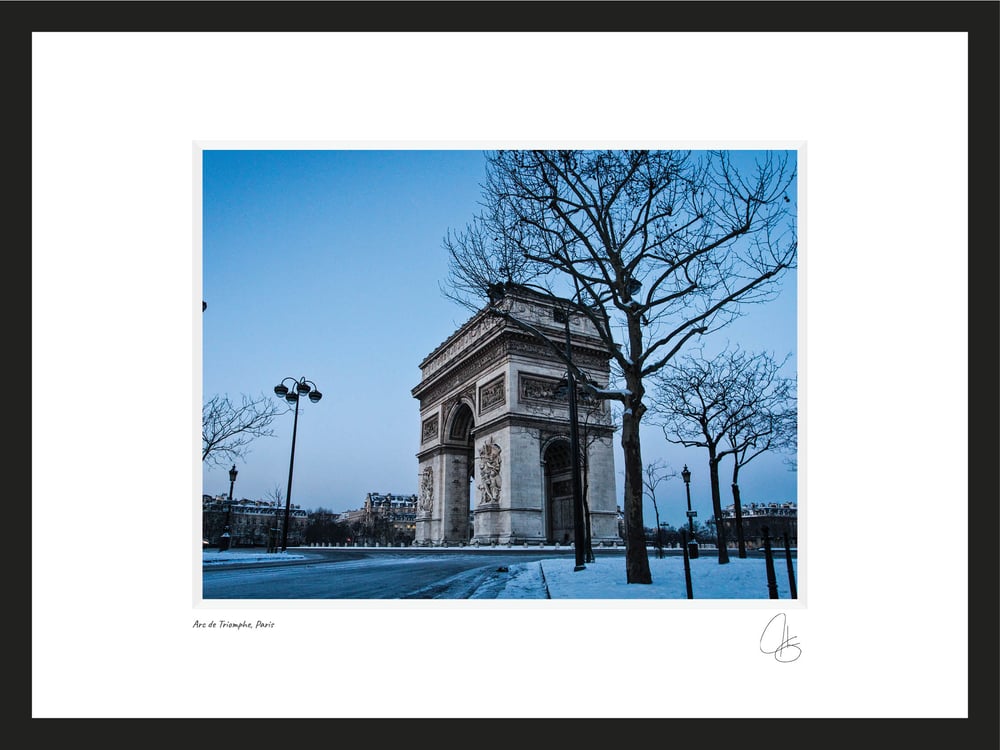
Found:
[18,0,996,741]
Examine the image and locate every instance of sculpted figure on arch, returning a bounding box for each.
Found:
[477,437,502,505]
[419,466,434,512]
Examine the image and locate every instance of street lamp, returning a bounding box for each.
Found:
[274,376,323,552]
[681,464,698,559]
[226,463,238,546]
[554,306,586,572]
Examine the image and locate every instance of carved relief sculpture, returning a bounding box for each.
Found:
[477,436,502,504]
[421,414,439,443]
[478,374,506,414]
[520,374,562,402]
[419,466,434,512]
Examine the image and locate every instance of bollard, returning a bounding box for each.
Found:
[762,526,779,599]
[680,529,694,599]
[783,531,797,599]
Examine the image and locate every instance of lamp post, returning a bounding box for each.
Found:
[274,376,323,552]
[681,464,698,559]
[554,306,586,572]
[226,463,238,546]
[679,529,694,599]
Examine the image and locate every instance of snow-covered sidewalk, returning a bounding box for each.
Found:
[537,555,798,599]
[202,549,308,566]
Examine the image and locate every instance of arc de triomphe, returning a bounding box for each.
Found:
[412,286,619,547]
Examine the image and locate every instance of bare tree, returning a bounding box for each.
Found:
[779,426,799,473]
[642,459,677,559]
[265,483,284,504]
[265,483,284,526]
[649,346,795,563]
[202,393,284,467]
[724,355,797,557]
[443,150,796,583]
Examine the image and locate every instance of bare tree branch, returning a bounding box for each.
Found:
[649,346,797,560]
[442,149,796,582]
[202,392,285,468]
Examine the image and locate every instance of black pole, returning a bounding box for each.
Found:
[685,479,694,534]
[680,529,693,599]
[584,499,595,563]
[564,313,586,572]
[783,531,797,599]
[227,466,236,546]
[682,466,698,559]
[762,525,779,599]
[281,390,301,552]
[732,482,747,559]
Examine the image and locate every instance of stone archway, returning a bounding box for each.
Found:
[413,286,621,547]
[543,439,575,544]
[414,399,476,546]
[441,401,474,543]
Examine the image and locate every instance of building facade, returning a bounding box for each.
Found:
[719,501,797,550]
[335,492,418,544]
[412,285,619,547]
[202,494,308,548]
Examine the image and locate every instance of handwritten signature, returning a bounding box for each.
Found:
[759,613,802,663]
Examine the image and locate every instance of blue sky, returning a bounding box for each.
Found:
[201,148,798,529]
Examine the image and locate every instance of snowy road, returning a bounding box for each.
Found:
[201,549,564,599]
[201,546,799,600]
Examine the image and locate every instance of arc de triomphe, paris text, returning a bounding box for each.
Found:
[412,286,619,547]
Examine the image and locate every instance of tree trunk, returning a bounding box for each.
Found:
[581,448,595,563]
[731,482,747,558]
[583,495,595,563]
[731,460,747,557]
[622,401,652,583]
[709,451,730,564]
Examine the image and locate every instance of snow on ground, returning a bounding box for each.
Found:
[203,549,308,566]
[203,547,798,599]
[535,555,797,599]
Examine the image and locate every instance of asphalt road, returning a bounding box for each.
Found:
[201,547,580,599]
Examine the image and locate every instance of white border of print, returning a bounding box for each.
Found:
[32,31,967,720]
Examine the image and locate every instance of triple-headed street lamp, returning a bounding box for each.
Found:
[274,376,323,552]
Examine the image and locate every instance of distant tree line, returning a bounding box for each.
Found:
[643,521,718,549]
[302,508,415,547]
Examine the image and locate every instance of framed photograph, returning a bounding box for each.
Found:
[27,1,994,734]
